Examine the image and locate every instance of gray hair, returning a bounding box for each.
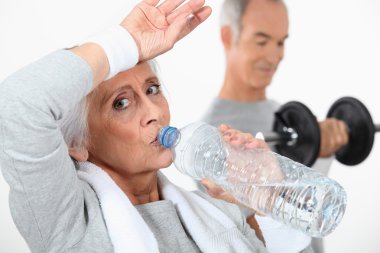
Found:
[220,0,249,41]
[220,0,284,41]
[59,59,161,150]
[59,98,89,149]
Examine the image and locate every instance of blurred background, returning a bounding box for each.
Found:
[0,0,379,252]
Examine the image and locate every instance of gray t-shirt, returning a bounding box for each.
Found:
[201,98,280,136]
[136,200,201,253]
[0,51,268,253]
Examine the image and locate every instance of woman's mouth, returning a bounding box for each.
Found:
[151,137,160,146]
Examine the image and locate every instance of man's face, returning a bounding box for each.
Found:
[228,0,289,90]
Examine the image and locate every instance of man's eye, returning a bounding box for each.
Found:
[147,84,160,95]
[278,41,285,47]
[256,41,267,47]
[113,98,130,110]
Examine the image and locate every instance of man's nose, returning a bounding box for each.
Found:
[266,47,283,65]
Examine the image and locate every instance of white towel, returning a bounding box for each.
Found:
[255,216,311,253]
[78,162,159,253]
[77,161,255,253]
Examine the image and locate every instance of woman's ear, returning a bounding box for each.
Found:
[69,147,89,162]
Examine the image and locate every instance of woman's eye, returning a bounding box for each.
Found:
[147,84,160,95]
[113,98,130,110]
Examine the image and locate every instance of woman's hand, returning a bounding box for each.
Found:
[218,124,269,150]
[71,0,211,89]
[201,124,269,215]
[122,0,212,61]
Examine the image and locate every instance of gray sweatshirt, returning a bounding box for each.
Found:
[0,50,267,253]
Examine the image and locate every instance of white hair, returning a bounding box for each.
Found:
[220,0,249,41]
[59,98,89,149]
[59,59,162,150]
[220,0,284,41]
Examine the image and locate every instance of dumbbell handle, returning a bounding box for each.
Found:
[265,123,379,146]
[263,127,299,146]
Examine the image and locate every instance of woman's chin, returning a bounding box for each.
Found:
[155,149,174,169]
[163,153,174,168]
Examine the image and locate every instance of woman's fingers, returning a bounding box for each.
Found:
[201,179,224,196]
[166,0,207,24]
[218,124,231,133]
[202,179,264,215]
[142,0,160,6]
[166,5,211,43]
[218,125,270,150]
[245,138,269,149]
[158,0,186,16]
[223,129,254,144]
[201,179,239,205]
[121,0,211,61]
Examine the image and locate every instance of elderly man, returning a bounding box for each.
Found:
[200,0,349,252]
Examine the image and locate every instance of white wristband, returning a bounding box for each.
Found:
[85,25,139,80]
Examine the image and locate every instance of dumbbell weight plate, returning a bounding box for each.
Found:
[273,101,321,167]
[327,97,375,166]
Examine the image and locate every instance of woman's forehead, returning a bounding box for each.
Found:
[110,66,157,92]
[116,62,156,85]
[90,63,158,105]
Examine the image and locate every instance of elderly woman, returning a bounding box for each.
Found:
[0,0,268,252]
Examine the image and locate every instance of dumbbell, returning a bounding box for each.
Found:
[263,101,321,167]
[262,97,379,167]
[327,97,379,165]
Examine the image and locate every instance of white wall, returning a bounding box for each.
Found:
[1,0,379,252]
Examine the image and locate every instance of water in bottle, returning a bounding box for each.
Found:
[158,122,347,237]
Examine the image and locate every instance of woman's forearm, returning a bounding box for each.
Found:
[0,50,93,251]
[70,43,109,88]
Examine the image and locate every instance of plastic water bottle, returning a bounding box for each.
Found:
[158,122,347,237]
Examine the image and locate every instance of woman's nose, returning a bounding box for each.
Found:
[140,98,162,127]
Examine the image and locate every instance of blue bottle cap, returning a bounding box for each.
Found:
[158,126,181,148]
